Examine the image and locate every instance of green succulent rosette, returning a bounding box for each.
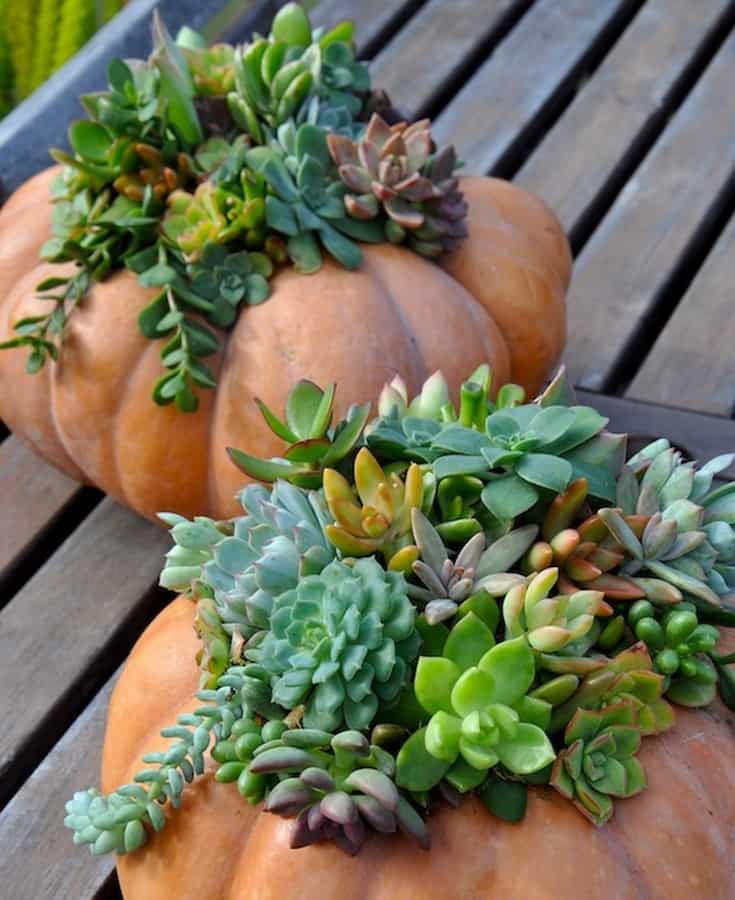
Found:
[65,362,735,859]
[245,557,420,731]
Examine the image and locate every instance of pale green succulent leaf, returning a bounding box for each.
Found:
[494,723,555,775]
[481,474,539,520]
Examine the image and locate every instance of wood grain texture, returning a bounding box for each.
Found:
[369,0,524,115]
[626,209,735,415]
[310,0,421,56]
[578,389,735,478]
[0,498,168,800]
[431,0,636,175]
[0,678,116,900]
[517,0,734,240]
[0,435,82,583]
[553,27,735,392]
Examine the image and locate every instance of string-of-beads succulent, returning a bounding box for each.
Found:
[65,667,254,854]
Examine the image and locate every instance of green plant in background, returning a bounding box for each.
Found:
[58,229,735,858]
[65,666,269,854]
[408,508,534,625]
[160,479,335,644]
[323,448,423,572]
[1,0,126,112]
[503,567,612,652]
[396,620,554,795]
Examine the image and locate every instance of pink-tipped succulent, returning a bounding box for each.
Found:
[327,113,468,257]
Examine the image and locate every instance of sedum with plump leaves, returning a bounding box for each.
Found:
[66,363,735,859]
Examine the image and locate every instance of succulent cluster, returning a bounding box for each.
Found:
[1,3,466,413]
[66,363,735,860]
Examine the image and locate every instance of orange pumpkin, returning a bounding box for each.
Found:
[103,595,735,900]
[0,171,570,522]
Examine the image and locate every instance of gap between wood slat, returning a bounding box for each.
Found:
[370,0,534,121]
[626,203,735,415]
[549,25,735,396]
[93,874,123,900]
[607,165,735,397]
[430,0,644,178]
[309,0,430,61]
[0,675,118,900]
[0,437,104,610]
[0,583,168,813]
[490,0,647,179]
[542,0,735,254]
[0,486,102,610]
[0,499,170,812]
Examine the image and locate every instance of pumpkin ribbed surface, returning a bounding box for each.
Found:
[0,171,570,521]
[103,596,735,900]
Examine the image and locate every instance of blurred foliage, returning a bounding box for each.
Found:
[0,0,127,116]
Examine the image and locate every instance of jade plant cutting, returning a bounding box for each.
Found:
[64,364,735,862]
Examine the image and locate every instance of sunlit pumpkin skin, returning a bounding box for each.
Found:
[103,596,735,900]
[0,170,569,522]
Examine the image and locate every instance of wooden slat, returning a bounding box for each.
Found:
[431,0,637,175]
[310,0,421,57]
[548,27,735,393]
[578,390,735,477]
[0,678,116,900]
[517,0,734,241]
[369,0,525,116]
[626,209,735,415]
[0,499,168,805]
[0,436,82,583]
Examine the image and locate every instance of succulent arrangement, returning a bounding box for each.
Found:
[0,3,468,413]
[65,364,735,858]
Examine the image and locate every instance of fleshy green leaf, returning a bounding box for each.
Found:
[494,723,556,775]
[443,613,495,672]
[414,657,461,715]
[396,728,451,791]
[479,776,528,822]
[481,475,539,520]
[478,637,535,705]
[516,453,573,494]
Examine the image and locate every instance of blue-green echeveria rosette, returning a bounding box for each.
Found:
[246,557,420,731]
[160,479,334,639]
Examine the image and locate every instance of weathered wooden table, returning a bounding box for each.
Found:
[2,0,735,897]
